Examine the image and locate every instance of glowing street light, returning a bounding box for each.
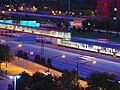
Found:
[68,0,70,31]
[61,54,66,58]
[1,11,5,14]
[9,74,21,90]
[92,60,96,64]
[76,60,96,89]
[18,43,22,48]
[47,54,66,72]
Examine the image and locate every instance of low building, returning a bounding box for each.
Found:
[97,0,120,19]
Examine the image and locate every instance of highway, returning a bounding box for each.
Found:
[2,11,87,20]
[3,39,120,80]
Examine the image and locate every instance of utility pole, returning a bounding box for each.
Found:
[6,61,8,77]
[40,36,44,54]
[68,0,70,31]
[10,0,12,18]
[76,60,96,90]
[76,62,79,90]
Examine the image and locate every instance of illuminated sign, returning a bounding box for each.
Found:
[20,20,40,27]
[70,20,83,28]
[0,20,12,24]
[5,20,12,24]
[40,22,56,28]
[0,20,4,23]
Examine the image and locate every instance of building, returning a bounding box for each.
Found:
[116,0,120,19]
[97,0,120,19]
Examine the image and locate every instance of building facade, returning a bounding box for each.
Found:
[116,0,120,18]
[97,0,120,19]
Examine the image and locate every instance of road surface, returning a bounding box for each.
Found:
[4,40,120,80]
[2,11,87,20]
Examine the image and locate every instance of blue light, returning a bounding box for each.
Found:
[9,74,21,79]
[16,75,21,79]
[9,75,14,79]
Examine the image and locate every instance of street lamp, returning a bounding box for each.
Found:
[68,0,70,31]
[9,74,21,90]
[8,43,22,49]
[47,54,66,73]
[5,43,22,76]
[76,60,96,89]
[9,0,12,18]
[18,43,22,48]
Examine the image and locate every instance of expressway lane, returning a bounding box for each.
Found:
[5,41,120,80]
[3,11,86,20]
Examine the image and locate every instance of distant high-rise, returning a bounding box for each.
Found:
[97,0,120,19]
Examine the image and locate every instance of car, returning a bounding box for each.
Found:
[42,70,54,76]
[0,39,6,43]
[78,55,96,61]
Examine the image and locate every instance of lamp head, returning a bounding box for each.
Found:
[61,54,65,58]
[9,74,21,79]
[9,75,14,79]
[16,75,21,79]
[92,60,96,64]
[18,43,22,47]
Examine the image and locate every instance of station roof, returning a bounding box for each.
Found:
[72,37,120,49]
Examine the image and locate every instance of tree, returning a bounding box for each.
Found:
[0,44,14,70]
[34,56,46,66]
[17,50,24,58]
[22,52,28,60]
[34,55,40,63]
[40,57,46,66]
[113,20,120,32]
[16,70,83,90]
[30,75,53,90]
[17,71,54,90]
[29,71,44,86]
[60,69,80,90]
[87,72,120,90]
[83,10,93,16]
[47,58,52,68]
[17,71,31,90]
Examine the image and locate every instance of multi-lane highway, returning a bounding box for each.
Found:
[3,38,120,80]
[2,11,87,20]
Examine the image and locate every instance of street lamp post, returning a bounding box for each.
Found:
[40,36,44,54]
[76,60,96,89]
[9,74,21,90]
[47,54,65,72]
[68,0,70,31]
[5,43,22,76]
[10,0,12,18]
[10,0,11,9]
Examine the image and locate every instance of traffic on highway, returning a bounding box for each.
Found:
[2,37,120,80]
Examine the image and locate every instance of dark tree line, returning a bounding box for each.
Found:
[34,55,52,69]
[82,18,120,32]
[14,0,96,11]
[8,70,120,90]
[17,50,28,60]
